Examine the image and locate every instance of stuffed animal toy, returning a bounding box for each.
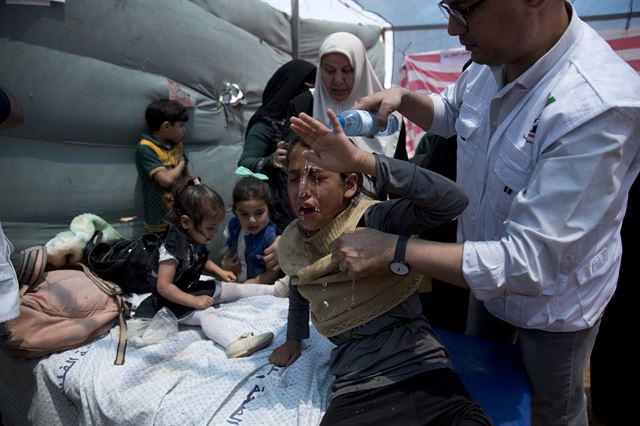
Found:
[45,213,123,268]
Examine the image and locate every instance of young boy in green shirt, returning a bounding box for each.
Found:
[135,99,191,233]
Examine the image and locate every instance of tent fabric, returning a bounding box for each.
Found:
[399,25,640,155]
[0,0,385,252]
[354,0,640,84]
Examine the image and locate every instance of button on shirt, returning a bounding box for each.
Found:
[429,4,640,331]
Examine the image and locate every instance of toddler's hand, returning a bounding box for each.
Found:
[192,295,214,310]
[219,270,237,282]
[269,340,302,367]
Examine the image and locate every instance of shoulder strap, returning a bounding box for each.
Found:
[71,263,131,365]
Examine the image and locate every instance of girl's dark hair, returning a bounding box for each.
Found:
[285,132,378,200]
[164,176,225,229]
[145,99,189,132]
[232,176,272,213]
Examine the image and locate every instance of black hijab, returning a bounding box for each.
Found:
[245,59,317,137]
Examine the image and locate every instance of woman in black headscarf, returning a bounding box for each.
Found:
[238,59,317,234]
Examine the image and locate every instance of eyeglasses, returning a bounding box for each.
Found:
[438,0,488,28]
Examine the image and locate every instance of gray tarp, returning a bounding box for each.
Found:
[0,0,384,253]
[354,0,640,83]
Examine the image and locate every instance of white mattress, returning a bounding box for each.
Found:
[2,296,334,425]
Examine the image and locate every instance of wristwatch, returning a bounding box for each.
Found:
[389,235,410,276]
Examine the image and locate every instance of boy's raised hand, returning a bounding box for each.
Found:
[290,109,373,175]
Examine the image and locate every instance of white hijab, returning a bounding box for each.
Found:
[313,32,401,157]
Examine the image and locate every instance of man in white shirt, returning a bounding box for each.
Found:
[301,1,640,424]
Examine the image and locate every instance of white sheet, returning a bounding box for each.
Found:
[26,296,334,425]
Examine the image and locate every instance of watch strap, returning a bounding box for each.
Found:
[394,235,409,263]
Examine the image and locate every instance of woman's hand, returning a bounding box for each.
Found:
[269,340,302,367]
[271,140,287,169]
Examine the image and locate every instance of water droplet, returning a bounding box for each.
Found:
[323,300,329,307]
[298,162,312,198]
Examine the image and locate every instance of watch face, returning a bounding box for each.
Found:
[390,262,410,276]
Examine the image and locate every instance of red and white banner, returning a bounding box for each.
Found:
[399,27,640,157]
[399,47,470,156]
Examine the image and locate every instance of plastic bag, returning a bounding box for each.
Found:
[128,307,178,347]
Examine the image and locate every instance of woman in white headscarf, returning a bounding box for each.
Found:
[287,32,407,161]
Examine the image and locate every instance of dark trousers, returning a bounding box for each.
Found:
[320,369,492,426]
[590,179,637,424]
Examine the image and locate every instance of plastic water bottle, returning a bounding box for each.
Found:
[334,109,399,137]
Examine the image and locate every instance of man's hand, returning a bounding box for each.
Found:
[353,87,406,131]
[331,228,397,278]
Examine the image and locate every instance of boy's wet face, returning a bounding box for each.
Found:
[287,144,353,233]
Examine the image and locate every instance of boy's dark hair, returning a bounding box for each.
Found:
[285,132,377,200]
[232,176,272,214]
[145,99,189,132]
[164,176,225,230]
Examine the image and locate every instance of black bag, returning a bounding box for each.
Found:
[85,231,159,293]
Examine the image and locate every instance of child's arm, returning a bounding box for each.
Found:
[153,156,187,189]
[268,285,309,367]
[238,121,282,172]
[244,226,280,284]
[204,259,237,282]
[157,260,213,310]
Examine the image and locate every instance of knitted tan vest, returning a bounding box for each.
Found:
[278,198,422,337]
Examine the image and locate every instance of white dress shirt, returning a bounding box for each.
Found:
[429,4,640,331]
